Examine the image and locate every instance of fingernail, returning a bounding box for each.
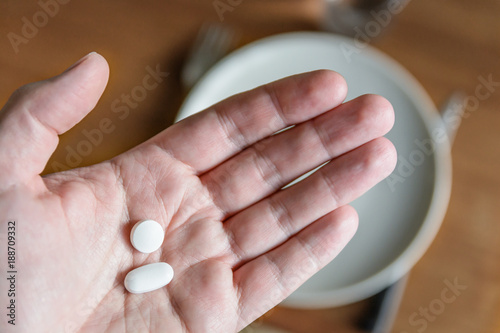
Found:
[64,52,97,73]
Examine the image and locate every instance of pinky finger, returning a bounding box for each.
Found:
[233,205,358,330]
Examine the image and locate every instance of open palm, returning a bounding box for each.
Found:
[0,53,395,333]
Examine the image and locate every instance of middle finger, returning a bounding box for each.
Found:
[202,94,394,216]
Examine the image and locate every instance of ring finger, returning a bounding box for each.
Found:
[223,137,396,266]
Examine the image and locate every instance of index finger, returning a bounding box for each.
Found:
[151,70,347,173]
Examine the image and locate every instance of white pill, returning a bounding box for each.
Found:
[130,219,164,253]
[124,262,174,294]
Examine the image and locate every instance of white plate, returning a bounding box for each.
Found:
[176,32,452,308]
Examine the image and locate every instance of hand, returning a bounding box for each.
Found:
[0,53,395,333]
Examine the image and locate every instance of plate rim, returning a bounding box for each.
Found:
[176,31,453,308]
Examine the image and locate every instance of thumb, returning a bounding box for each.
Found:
[0,52,109,187]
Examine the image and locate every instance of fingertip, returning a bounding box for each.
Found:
[366,94,395,135]
[46,52,110,131]
[306,206,359,266]
[61,51,110,86]
[85,52,110,94]
[366,137,398,178]
[354,94,395,137]
[337,204,359,223]
[87,52,110,78]
[270,70,348,122]
[332,205,359,239]
[308,69,348,109]
[377,137,398,176]
[313,69,348,97]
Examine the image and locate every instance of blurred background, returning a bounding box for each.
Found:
[0,0,499,332]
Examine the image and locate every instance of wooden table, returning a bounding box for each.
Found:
[1,1,499,332]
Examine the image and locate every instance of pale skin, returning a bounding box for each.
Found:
[0,53,396,333]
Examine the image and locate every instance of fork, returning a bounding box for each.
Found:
[181,22,237,91]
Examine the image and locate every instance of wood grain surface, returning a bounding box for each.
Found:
[1,1,498,332]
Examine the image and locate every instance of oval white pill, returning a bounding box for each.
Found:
[130,219,164,253]
[124,262,174,294]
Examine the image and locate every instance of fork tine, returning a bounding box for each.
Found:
[181,23,237,90]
